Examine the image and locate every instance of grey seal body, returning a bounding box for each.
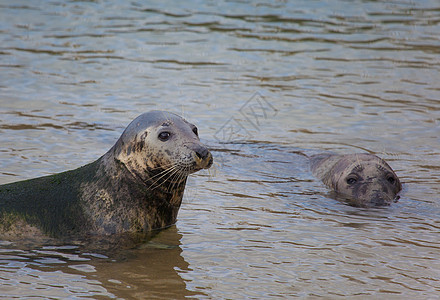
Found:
[310,153,401,207]
[0,111,213,241]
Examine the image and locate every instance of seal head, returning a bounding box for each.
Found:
[310,153,401,207]
[112,110,213,189]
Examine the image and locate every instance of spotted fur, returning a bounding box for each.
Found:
[0,111,212,242]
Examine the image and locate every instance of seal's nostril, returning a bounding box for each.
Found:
[194,146,208,160]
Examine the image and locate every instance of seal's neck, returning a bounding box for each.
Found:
[103,149,188,205]
[85,151,189,233]
[108,144,188,194]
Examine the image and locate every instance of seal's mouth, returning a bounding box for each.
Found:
[366,190,399,207]
[369,198,391,207]
[335,190,397,208]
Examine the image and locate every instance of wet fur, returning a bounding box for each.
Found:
[0,111,212,241]
[310,153,401,207]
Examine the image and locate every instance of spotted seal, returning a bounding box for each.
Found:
[0,111,213,240]
[310,153,401,207]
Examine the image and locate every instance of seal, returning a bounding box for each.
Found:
[310,153,401,207]
[0,111,213,241]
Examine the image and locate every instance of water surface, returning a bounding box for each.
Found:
[1,0,439,298]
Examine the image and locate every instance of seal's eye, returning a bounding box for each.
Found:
[387,175,396,184]
[158,132,171,141]
[346,177,357,185]
[192,127,198,136]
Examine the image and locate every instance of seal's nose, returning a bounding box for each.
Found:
[194,145,209,160]
[369,190,391,206]
[192,145,213,169]
[371,197,386,206]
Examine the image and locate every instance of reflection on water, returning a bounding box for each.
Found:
[1,0,440,298]
[0,227,199,299]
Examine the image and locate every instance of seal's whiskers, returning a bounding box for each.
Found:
[166,164,188,193]
[147,166,179,190]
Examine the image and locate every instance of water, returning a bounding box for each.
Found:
[1,0,439,298]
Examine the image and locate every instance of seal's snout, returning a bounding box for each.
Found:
[367,190,393,207]
[370,197,388,207]
[192,145,213,170]
[195,146,209,161]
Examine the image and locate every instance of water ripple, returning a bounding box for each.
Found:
[1,0,440,298]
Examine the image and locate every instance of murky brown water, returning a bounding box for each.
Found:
[1,0,440,298]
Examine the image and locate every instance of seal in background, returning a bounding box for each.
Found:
[310,153,401,207]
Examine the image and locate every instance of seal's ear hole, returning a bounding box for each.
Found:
[192,126,198,136]
[158,131,171,141]
[346,176,358,185]
[386,175,396,184]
